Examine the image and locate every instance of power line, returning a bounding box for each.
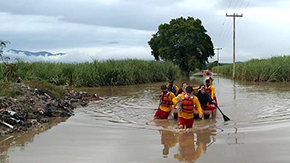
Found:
[217,0,233,45]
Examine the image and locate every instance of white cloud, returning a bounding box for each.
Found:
[0,0,290,63]
[3,46,154,63]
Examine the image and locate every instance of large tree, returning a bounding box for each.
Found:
[148,16,214,77]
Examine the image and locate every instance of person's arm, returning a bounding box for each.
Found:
[193,86,199,90]
[172,96,177,108]
[206,93,215,105]
[169,92,176,106]
[193,96,203,118]
[174,85,179,92]
[210,85,215,99]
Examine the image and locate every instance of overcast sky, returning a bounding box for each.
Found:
[0,0,290,63]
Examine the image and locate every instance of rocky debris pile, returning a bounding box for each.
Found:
[0,83,100,135]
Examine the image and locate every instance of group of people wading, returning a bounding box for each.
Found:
[154,77,218,129]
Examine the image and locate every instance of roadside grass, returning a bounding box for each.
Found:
[212,55,290,82]
[24,79,66,98]
[0,82,21,98]
[0,59,181,87]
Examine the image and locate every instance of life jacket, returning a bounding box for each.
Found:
[181,96,195,113]
[205,85,212,96]
[160,92,171,107]
[167,85,177,95]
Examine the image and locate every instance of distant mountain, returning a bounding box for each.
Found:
[7,49,65,56]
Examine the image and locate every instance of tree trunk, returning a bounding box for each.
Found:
[185,71,190,78]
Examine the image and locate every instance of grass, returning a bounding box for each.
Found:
[0,59,181,87]
[212,55,290,82]
[0,82,22,98]
[24,79,66,98]
[0,79,66,99]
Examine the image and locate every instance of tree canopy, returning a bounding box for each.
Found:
[148,16,214,77]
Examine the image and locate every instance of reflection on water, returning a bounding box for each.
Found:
[174,131,204,162]
[227,126,245,145]
[3,76,290,162]
[233,80,236,100]
[160,130,178,158]
[152,118,217,162]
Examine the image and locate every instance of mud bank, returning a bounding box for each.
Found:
[0,83,99,135]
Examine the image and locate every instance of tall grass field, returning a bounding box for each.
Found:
[212,56,290,82]
[0,59,181,87]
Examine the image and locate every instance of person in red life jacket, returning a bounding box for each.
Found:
[172,82,188,119]
[173,86,203,129]
[154,85,176,119]
[167,80,179,96]
[195,84,217,118]
[205,79,218,106]
[174,131,204,162]
[208,76,214,85]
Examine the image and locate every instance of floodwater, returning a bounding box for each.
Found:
[2,75,290,163]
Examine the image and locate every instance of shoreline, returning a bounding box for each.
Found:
[0,82,99,136]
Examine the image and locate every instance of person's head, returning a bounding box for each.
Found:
[181,82,188,90]
[205,79,210,86]
[185,86,194,95]
[199,84,206,94]
[161,85,168,93]
[168,80,174,86]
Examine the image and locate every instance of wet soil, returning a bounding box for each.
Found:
[0,83,99,135]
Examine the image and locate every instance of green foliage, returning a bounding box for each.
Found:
[212,56,290,82]
[0,40,9,62]
[1,59,180,87]
[148,16,215,76]
[0,40,19,82]
[207,61,218,70]
[0,82,22,98]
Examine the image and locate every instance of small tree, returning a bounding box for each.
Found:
[148,17,215,77]
[0,40,9,63]
[0,40,18,82]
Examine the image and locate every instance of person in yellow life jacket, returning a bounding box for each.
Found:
[172,82,188,119]
[154,85,176,119]
[174,131,204,162]
[167,80,179,96]
[173,86,203,129]
[205,79,218,106]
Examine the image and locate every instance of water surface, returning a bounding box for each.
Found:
[2,76,290,163]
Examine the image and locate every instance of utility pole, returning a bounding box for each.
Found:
[226,13,243,79]
[214,47,222,76]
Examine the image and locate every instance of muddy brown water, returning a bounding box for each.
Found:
[2,76,290,163]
